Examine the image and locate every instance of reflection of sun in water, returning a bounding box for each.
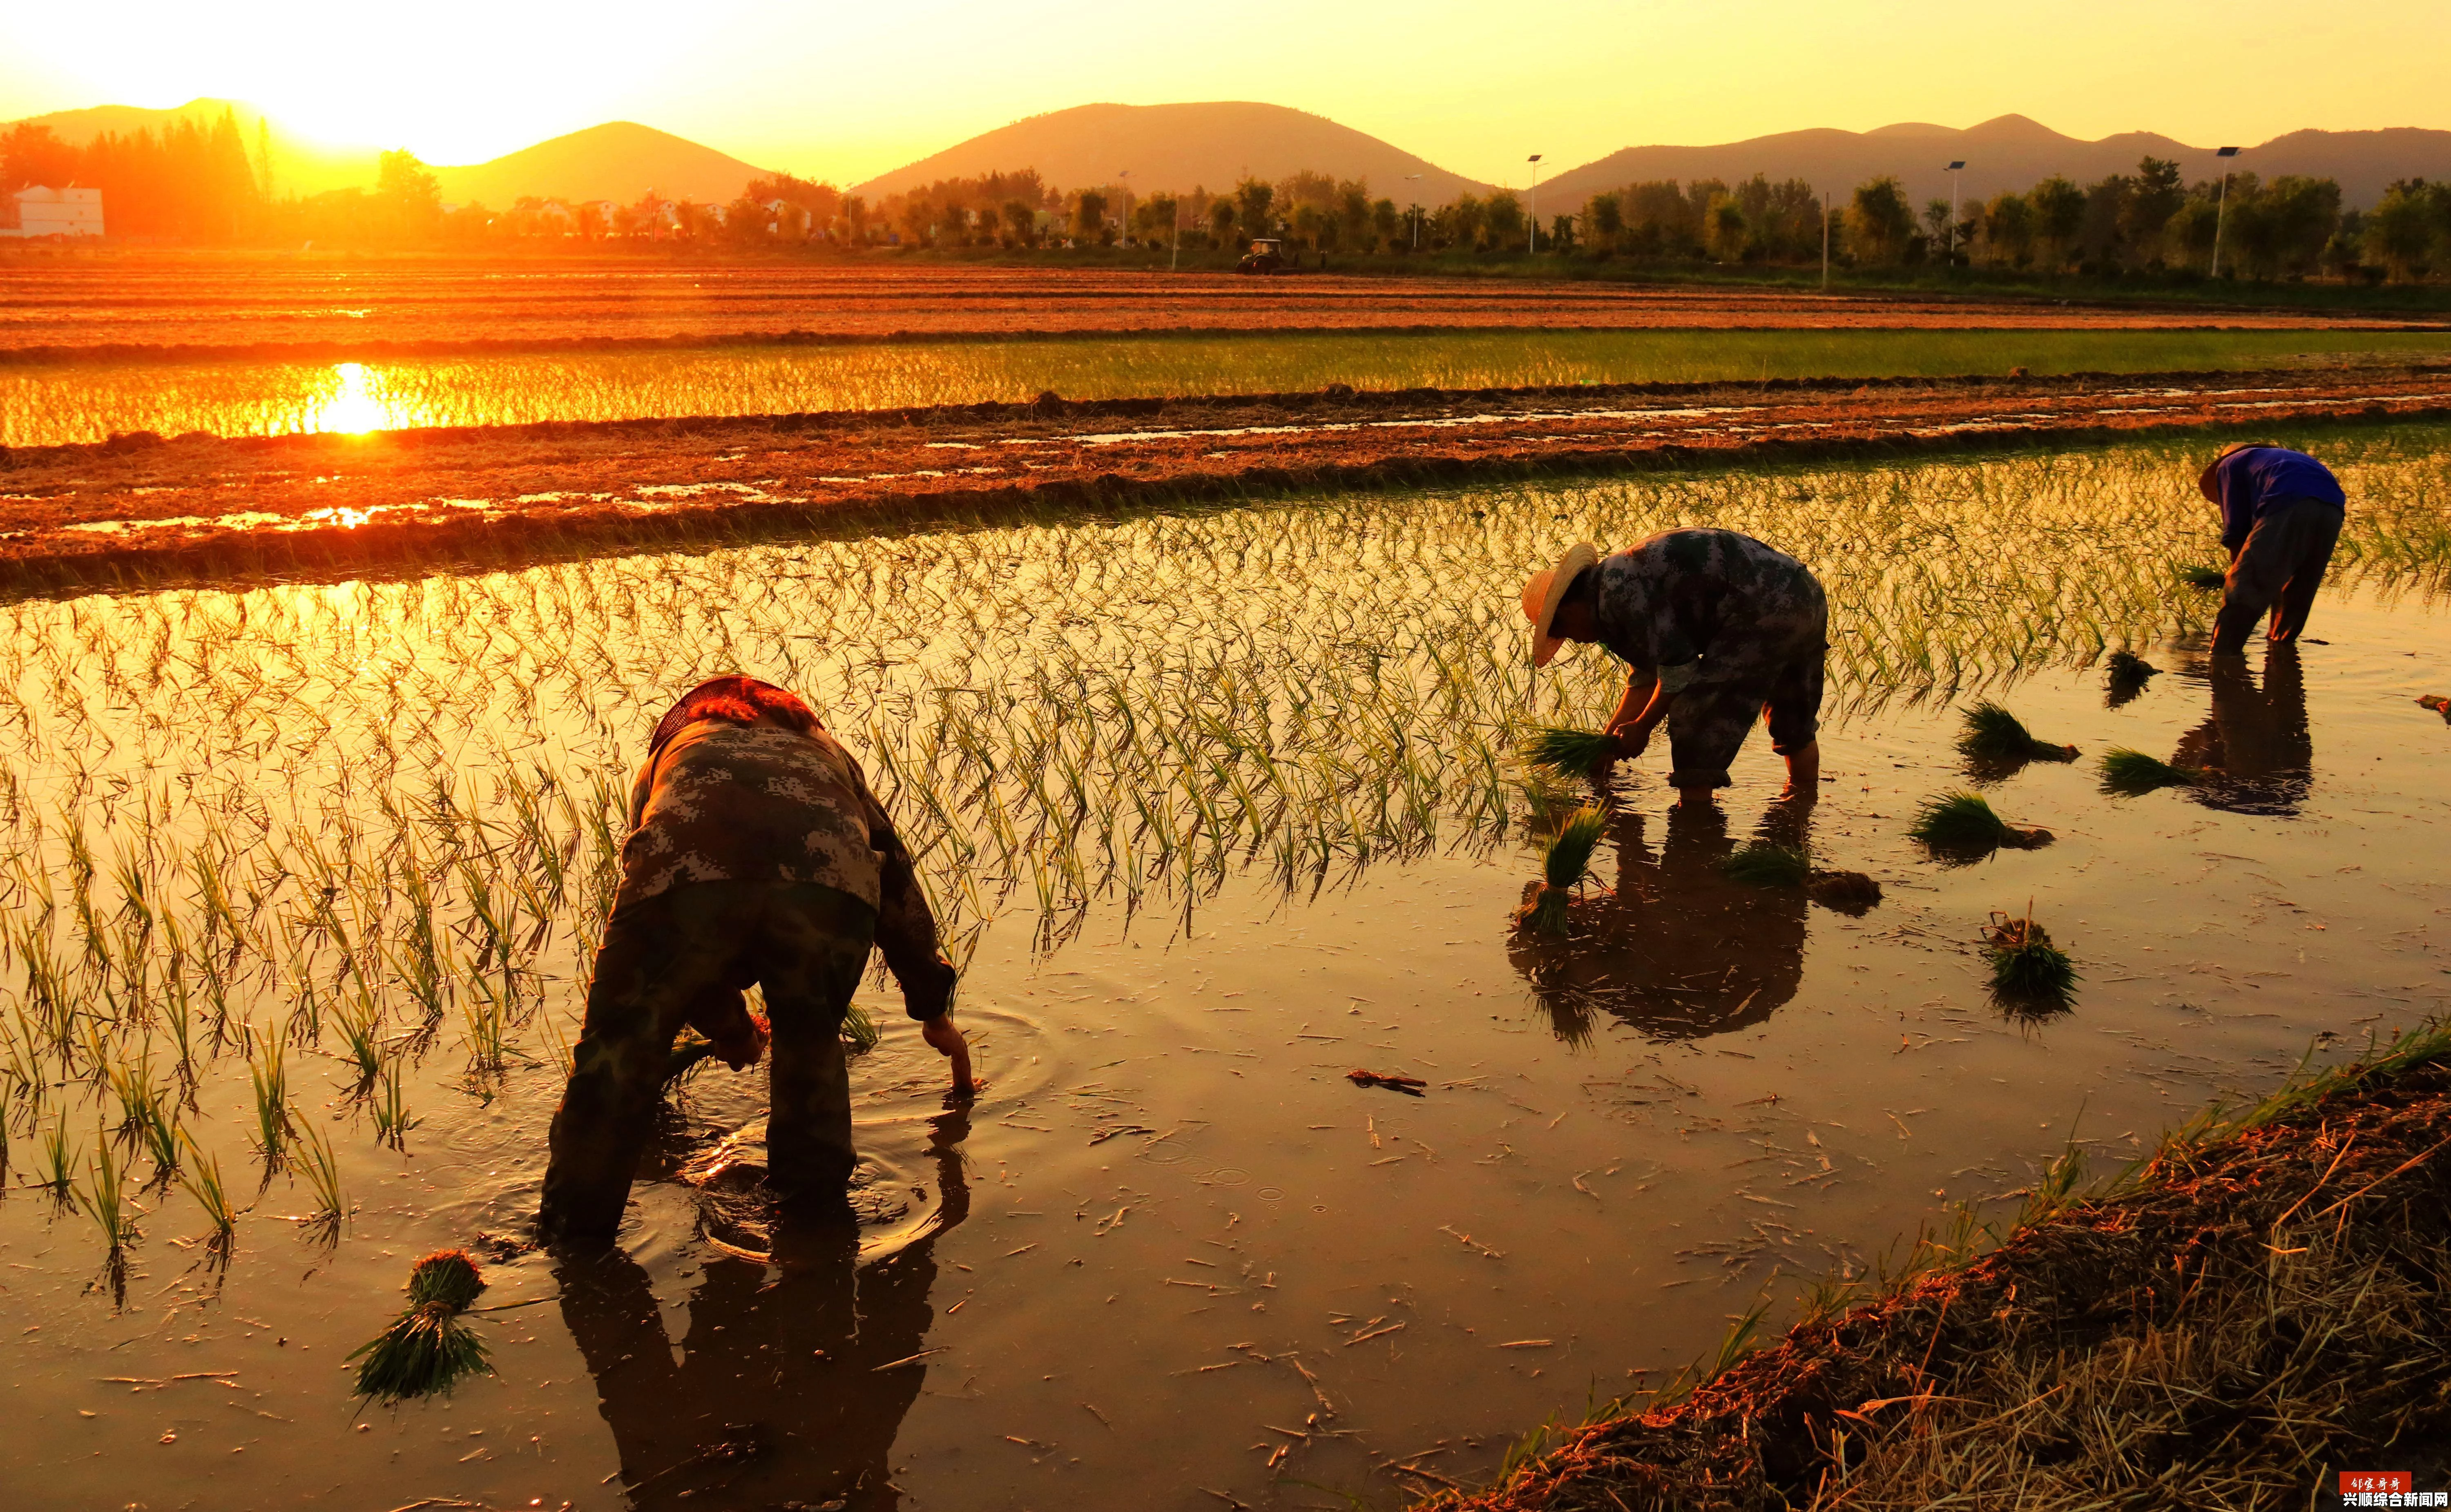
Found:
[313,362,390,434]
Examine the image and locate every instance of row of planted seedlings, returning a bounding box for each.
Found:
[4,433,2445,1293]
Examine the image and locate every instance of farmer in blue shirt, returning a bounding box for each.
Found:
[2199,444,2346,656]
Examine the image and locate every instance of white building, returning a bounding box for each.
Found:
[0,185,105,239]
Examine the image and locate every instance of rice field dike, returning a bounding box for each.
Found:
[0,414,2446,1508]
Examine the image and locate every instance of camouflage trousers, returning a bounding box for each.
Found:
[1658,593,1828,790]
[2215,498,2342,654]
[540,879,876,1241]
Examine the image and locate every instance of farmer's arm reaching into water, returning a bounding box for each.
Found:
[1607,661,1697,758]
[847,759,975,1094]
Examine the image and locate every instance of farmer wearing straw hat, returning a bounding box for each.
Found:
[2198,443,2345,656]
[1522,531,1827,807]
[539,676,972,1243]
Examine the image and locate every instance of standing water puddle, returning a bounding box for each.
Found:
[0,434,2447,1509]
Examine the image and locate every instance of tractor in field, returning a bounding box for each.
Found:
[1236,237,1290,275]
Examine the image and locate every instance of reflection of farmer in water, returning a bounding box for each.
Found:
[1509,799,1811,1041]
[2199,444,2346,657]
[540,676,973,1243]
[2173,643,2314,815]
[1522,531,1827,806]
[556,1109,972,1508]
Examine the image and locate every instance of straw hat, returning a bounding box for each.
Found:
[1521,542,1599,668]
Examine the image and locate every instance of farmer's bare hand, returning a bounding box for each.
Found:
[922,1013,978,1097]
[716,1019,770,1071]
[1608,723,1653,761]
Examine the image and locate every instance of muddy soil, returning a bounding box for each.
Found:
[3,260,2438,360]
[4,367,2449,593]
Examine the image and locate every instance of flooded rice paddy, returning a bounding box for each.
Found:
[1,431,2448,1510]
[9,327,2451,448]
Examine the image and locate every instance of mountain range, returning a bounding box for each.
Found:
[9,97,2448,212]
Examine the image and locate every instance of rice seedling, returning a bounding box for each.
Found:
[372,1057,419,1148]
[1982,906,2078,1013]
[36,1118,76,1202]
[1956,701,2078,765]
[75,1131,136,1253]
[1516,805,1608,935]
[293,1119,347,1242]
[1721,843,1810,888]
[248,1035,291,1170]
[176,1128,242,1261]
[1520,726,1620,782]
[1908,791,2052,859]
[2177,563,2230,591]
[842,1000,881,1056]
[348,1250,494,1402]
[2098,747,2212,796]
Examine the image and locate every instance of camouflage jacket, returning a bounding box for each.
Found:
[616,720,955,1019]
[1589,529,1825,692]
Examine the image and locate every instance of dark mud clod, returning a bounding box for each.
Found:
[1348,1069,1427,1095]
[1806,869,1884,914]
[2105,650,2161,707]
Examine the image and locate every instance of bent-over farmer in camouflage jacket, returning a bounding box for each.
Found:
[1521,530,1827,807]
[539,676,971,1242]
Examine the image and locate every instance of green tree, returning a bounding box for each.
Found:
[2364,179,2443,281]
[1002,198,1038,246]
[2028,176,2085,269]
[1583,192,1623,254]
[1844,176,1915,265]
[1980,191,2033,268]
[1482,190,1525,250]
[1234,178,1275,240]
[1371,197,1399,250]
[0,123,80,191]
[2121,156,2185,258]
[1210,196,1239,244]
[1338,181,1371,249]
[1705,197,1749,261]
[375,149,441,239]
[1074,188,1108,241]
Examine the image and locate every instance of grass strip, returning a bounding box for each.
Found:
[1433,1018,2451,1511]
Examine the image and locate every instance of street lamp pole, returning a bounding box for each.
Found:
[1526,154,1543,255]
[1821,191,1831,290]
[1945,160,1965,263]
[2209,145,2240,278]
[1405,174,1422,252]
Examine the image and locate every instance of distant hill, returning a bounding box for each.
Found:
[5,96,380,196]
[430,122,775,208]
[853,101,1493,203]
[1534,114,2451,212]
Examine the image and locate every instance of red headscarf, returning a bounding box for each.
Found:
[647,676,821,764]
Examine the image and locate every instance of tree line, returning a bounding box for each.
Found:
[9,117,2451,284]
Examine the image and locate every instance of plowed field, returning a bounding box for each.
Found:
[4,365,2445,590]
[4,258,2439,359]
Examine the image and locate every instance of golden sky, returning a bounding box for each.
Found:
[3,0,2444,183]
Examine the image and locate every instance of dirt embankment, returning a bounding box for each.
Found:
[2,366,2447,596]
[1439,1041,2451,1511]
[3,261,2441,361]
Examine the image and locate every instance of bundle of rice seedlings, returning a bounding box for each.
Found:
[1909,791,2052,856]
[1983,907,2078,1011]
[2177,563,2229,591]
[1721,843,1809,888]
[1520,726,1619,782]
[349,1250,494,1403]
[2098,747,2210,796]
[1516,805,1607,935]
[2105,650,2161,707]
[1957,702,2078,763]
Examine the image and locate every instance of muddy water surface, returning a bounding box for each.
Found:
[1,453,2447,1510]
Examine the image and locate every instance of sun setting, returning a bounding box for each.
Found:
[4,5,2451,1508]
